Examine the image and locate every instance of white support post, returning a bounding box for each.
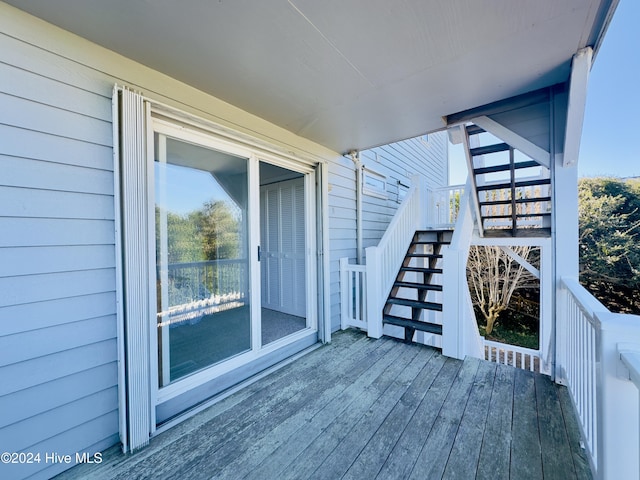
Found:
[598,313,640,480]
[340,257,349,331]
[412,173,428,229]
[563,47,592,167]
[539,239,553,376]
[442,248,463,359]
[365,246,383,338]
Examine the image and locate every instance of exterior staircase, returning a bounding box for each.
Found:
[464,124,552,237]
[383,230,452,342]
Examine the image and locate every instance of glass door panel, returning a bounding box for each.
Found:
[155,134,250,388]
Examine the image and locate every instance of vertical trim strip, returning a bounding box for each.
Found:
[118,87,152,451]
[112,86,128,452]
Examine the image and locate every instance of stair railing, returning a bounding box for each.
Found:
[441,178,484,359]
[364,174,428,338]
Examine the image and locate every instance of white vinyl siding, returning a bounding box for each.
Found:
[359,135,448,252]
[0,20,118,480]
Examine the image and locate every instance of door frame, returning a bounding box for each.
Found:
[149,117,319,420]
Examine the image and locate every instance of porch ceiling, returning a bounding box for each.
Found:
[6,0,616,153]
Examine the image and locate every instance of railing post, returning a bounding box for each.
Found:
[365,246,383,339]
[411,173,428,230]
[598,312,640,480]
[339,257,349,331]
[442,248,463,359]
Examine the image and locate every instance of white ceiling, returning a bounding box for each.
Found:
[6,0,616,153]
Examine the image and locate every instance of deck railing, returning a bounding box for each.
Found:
[362,174,428,337]
[428,184,465,227]
[157,259,247,326]
[339,258,367,330]
[483,339,540,372]
[558,277,640,480]
[441,179,485,360]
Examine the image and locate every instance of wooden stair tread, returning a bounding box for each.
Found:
[387,297,443,311]
[473,160,539,175]
[393,281,443,292]
[469,143,510,156]
[406,253,443,258]
[480,196,551,206]
[383,315,443,335]
[476,178,551,192]
[400,266,443,274]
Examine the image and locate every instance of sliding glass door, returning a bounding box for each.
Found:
[155,133,252,387]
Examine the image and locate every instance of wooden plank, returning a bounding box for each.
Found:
[1,155,114,195]
[510,368,543,479]
[342,351,446,480]
[476,364,516,480]
[375,357,462,480]
[442,360,497,479]
[406,357,481,479]
[108,336,400,479]
[230,342,432,480]
[302,344,427,480]
[557,384,594,479]
[535,373,579,480]
[92,331,370,476]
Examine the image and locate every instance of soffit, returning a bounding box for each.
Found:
[6,0,615,153]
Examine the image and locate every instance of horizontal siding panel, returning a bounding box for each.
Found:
[0,268,116,308]
[328,205,356,220]
[0,387,117,453]
[0,339,117,396]
[0,363,117,429]
[1,156,114,194]
[327,184,355,201]
[0,92,112,146]
[0,315,116,367]
[328,217,356,230]
[0,218,115,247]
[0,186,114,219]
[0,245,115,277]
[0,292,117,336]
[0,32,114,95]
[0,124,113,170]
[5,413,119,480]
[0,61,111,121]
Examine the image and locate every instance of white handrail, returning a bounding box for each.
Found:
[483,339,540,372]
[441,179,484,360]
[339,258,367,331]
[559,277,640,480]
[364,174,427,338]
[428,184,465,227]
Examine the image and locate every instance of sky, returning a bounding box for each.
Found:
[579,0,639,178]
[450,0,640,184]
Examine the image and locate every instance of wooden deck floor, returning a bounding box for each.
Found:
[58,330,591,480]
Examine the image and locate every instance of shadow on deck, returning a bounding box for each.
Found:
[57,330,591,480]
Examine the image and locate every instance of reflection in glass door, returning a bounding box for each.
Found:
[155,134,251,387]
